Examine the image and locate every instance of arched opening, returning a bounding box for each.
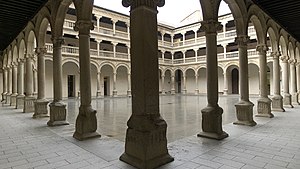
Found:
[175,69,183,93]
[91,63,98,97]
[45,59,53,99]
[116,65,128,96]
[198,68,207,94]
[62,61,79,98]
[185,69,195,93]
[249,63,260,95]
[100,64,114,96]
[231,68,239,94]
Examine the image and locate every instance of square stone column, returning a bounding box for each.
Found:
[120,1,174,168]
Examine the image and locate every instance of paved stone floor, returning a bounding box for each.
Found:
[1,95,300,169]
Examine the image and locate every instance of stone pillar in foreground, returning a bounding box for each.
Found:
[234,36,256,126]
[23,54,36,113]
[256,44,273,118]
[33,47,49,118]
[290,59,299,105]
[73,20,101,140]
[1,67,8,102]
[271,51,285,111]
[16,59,25,109]
[10,63,18,106]
[120,0,174,168]
[281,56,293,107]
[197,20,229,139]
[48,37,69,126]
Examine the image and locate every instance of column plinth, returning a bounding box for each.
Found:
[24,55,35,113]
[24,96,36,113]
[73,105,100,140]
[283,93,293,108]
[234,101,256,126]
[33,99,49,118]
[256,97,273,118]
[16,95,25,109]
[198,106,228,139]
[272,95,285,112]
[48,102,69,126]
[120,1,173,168]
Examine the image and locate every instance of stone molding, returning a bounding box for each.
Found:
[200,20,222,34]
[235,35,250,47]
[74,20,94,35]
[122,0,165,9]
[256,44,268,54]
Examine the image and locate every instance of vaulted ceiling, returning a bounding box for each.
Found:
[0,0,48,51]
[1,0,300,54]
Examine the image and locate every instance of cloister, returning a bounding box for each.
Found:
[1,0,300,168]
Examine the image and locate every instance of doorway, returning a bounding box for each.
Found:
[175,70,182,93]
[104,77,110,96]
[68,75,75,97]
[231,68,239,94]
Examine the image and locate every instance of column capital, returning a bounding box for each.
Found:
[17,58,25,63]
[280,55,289,62]
[271,51,281,59]
[200,20,222,34]
[51,37,65,48]
[122,0,165,10]
[35,47,47,56]
[74,20,94,35]
[256,44,268,54]
[235,35,249,47]
[289,59,297,65]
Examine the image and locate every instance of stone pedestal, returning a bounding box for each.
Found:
[23,97,36,113]
[1,93,6,102]
[182,89,187,94]
[5,95,11,104]
[283,93,293,108]
[256,98,273,118]
[48,102,69,126]
[96,91,102,98]
[73,106,101,141]
[272,95,285,112]
[171,89,175,95]
[10,94,17,106]
[292,93,299,105]
[33,99,49,118]
[120,115,174,169]
[127,90,132,97]
[234,101,256,126]
[195,89,199,95]
[113,90,117,97]
[16,95,25,109]
[198,106,229,140]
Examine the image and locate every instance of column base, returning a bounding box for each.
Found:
[5,94,11,104]
[283,93,293,108]
[292,93,300,105]
[256,97,274,118]
[223,89,228,96]
[16,95,25,109]
[113,90,117,97]
[182,89,187,94]
[127,90,132,97]
[33,99,49,118]
[1,93,7,102]
[195,89,199,95]
[272,95,285,112]
[47,102,69,126]
[198,106,229,140]
[171,89,175,95]
[96,91,102,98]
[120,115,174,169]
[234,101,256,126]
[10,94,17,106]
[23,96,36,113]
[73,106,101,141]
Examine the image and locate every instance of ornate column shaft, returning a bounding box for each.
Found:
[5,66,12,104]
[120,1,174,168]
[256,44,273,118]
[73,20,100,140]
[161,75,165,94]
[195,73,199,94]
[182,74,187,94]
[16,59,25,109]
[234,35,256,126]
[48,37,69,126]
[271,51,284,111]
[290,59,299,104]
[197,20,228,140]
[112,71,117,96]
[281,56,293,107]
[23,54,36,113]
[223,72,228,95]
[33,47,49,118]
[96,72,102,97]
[1,67,8,102]
[10,63,18,106]
[127,72,131,96]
